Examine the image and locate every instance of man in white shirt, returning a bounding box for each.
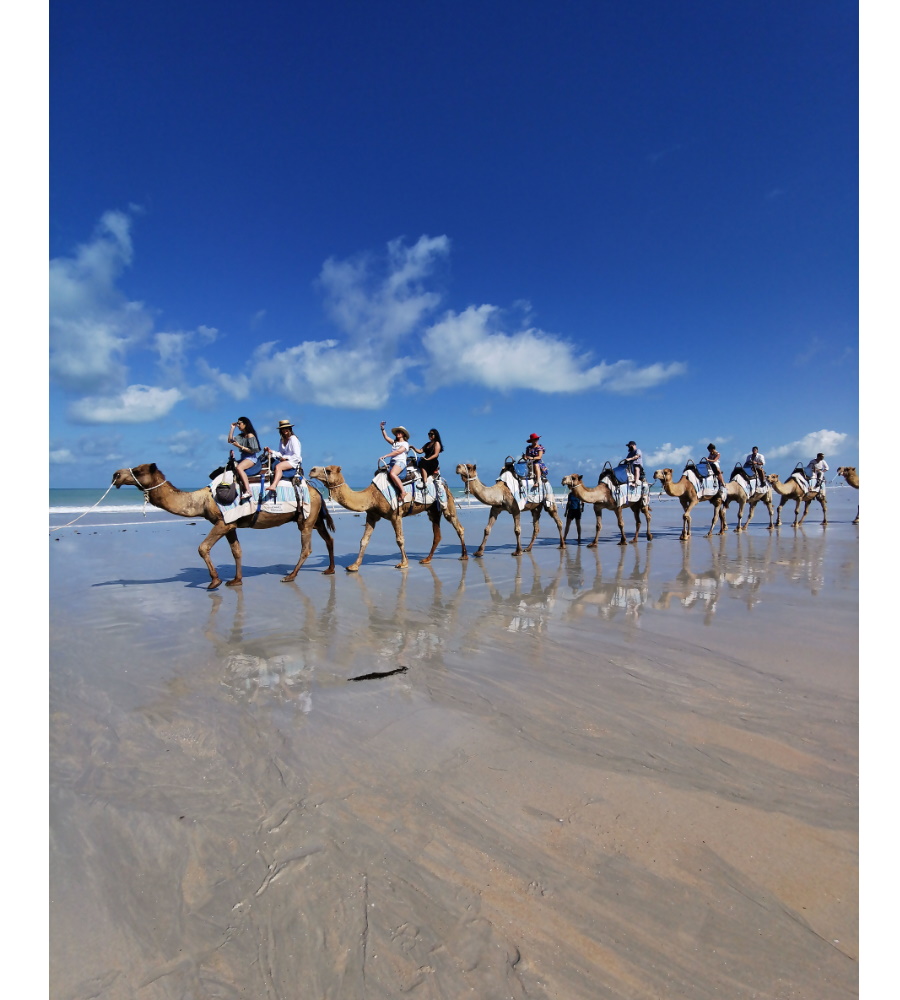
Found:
[806,453,829,491]
[744,446,765,486]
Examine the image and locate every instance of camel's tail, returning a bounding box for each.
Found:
[318,504,336,534]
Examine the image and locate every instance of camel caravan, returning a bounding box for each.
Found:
[111,428,856,587]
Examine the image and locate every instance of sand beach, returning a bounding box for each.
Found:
[49,487,858,999]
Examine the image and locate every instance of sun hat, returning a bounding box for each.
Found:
[277,419,294,430]
[527,433,541,441]
[391,426,410,439]
[627,441,636,447]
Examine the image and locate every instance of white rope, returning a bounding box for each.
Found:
[50,483,117,530]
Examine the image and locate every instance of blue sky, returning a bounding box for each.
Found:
[48,1,858,488]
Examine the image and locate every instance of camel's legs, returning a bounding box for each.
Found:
[439,509,468,560]
[474,505,503,558]
[549,506,566,549]
[774,495,791,527]
[612,504,627,546]
[733,499,747,532]
[348,512,380,571]
[853,505,859,524]
[629,505,641,543]
[282,509,335,581]
[316,515,336,574]
[680,496,697,540]
[390,512,409,569]
[419,509,443,565]
[586,506,603,548]
[198,522,229,589]
[522,509,541,553]
[642,503,652,541]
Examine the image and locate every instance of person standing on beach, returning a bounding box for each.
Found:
[228,417,261,503]
[380,421,411,502]
[745,446,765,485]
[264,419,302,495]
[806,452,829,491]
[524,433,548,482]
[564,490,584,543]
[410,428,443,486]
[623,441,644,483]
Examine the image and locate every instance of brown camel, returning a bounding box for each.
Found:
[560,473,651,545]
[111,463,336,589]
[456,463,565,557]
[837,466,859,523]
[723,470,775,531]
[652,468,743,539]
[766,473,828,527]
[308,465,467,571]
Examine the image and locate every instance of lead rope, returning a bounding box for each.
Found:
[51,482,117,530]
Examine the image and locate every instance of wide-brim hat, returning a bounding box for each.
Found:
[627,441,636,447]
[391,425,410,439]
[277,419,294,430]
[527,433,541,441]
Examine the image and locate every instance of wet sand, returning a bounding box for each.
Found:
[50,490,858,999]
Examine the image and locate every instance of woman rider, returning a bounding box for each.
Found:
[228,416,261,503]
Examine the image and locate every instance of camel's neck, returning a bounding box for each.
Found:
[573,483,610,503]
[147,482,212,517]
[329,481,374,512]
[662,476,690,497]
[769,480,793,497]
[463,475,501,503]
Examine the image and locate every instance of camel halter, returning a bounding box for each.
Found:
[129,468,169,513]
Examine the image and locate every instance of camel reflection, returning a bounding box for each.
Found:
[720,531,776,610]
[463,550,566,659]
[655,536,726,625]
[770,528,828,596]
[566,543,651,624]
[205,582,337,709]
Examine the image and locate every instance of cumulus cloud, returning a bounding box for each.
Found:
[768,429,848,461]
[68,385,184,424]
[50,448,77,464]
[252,339,417,409]
[421,306,686,394]
[645,443,695,469]
[194,358,253,401]
[319,235,449,346]
[50,209,154,393]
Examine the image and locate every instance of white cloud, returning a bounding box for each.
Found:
[768,429,848,461]
[252,340,417,409]
[68,385,184,424]
[49,209,154,392]
[50,448,77,464]
[421,306,686,394]
[195,359,252,401]
[318,235,449,345]
[645,443,695,469]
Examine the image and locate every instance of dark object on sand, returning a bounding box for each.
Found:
[348,666,408,682]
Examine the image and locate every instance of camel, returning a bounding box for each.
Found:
[308,465,467,571]
[560,473,651,545]
[111,463,336,589]
[456,463,564,557]
[723,469,775,531]
[836,467,859,523]
[766,473,828,527]
[652,468,743,539]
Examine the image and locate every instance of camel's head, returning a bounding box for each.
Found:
[308,465,342,488]
[652,468,672,482]
[456,463,476,479]
[561,474,583,489]
[837,466,856,476]
[766,473,780,484]
[111,463,159,489]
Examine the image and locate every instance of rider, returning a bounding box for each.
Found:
[264,419,302,495]
[623,441,644,483]
[706,443,726,494]
[380,421,411,502]
[744,446,765,486]
[524,433,548,483]
[806,453,829,491]
[227,416,261,504]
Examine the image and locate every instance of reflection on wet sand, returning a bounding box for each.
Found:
[50,517,857,999]
[567,543,651,625]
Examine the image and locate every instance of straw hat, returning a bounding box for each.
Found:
[391,425,410,439]
[277,419,294,431]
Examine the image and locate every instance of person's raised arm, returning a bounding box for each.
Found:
[380,420,393,445]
